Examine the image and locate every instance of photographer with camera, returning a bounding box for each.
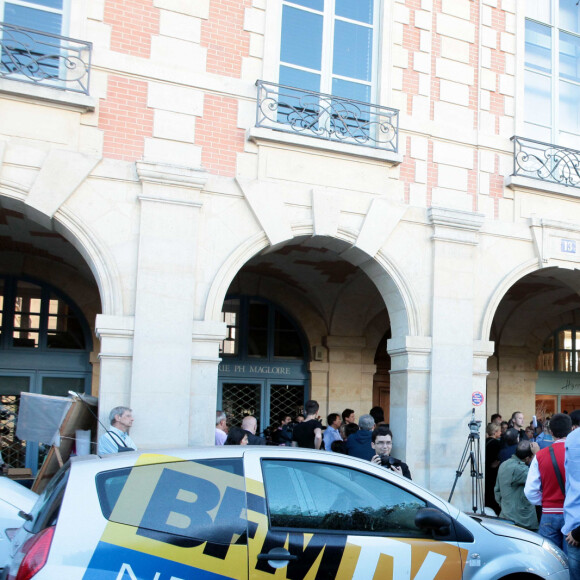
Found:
[370,425,412,480]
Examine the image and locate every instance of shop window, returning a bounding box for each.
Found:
[537,326,580,372]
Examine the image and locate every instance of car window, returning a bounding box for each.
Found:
[262,459,429,537]
[25,461,70,534]
[96,458,242,520]
[98,458,246,548]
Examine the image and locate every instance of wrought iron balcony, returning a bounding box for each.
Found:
[255,80,399,153]
[512,136,580,189]
[0,22,91,95]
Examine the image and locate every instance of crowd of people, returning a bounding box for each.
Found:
[486,409,580,579]
[214,400,411,479]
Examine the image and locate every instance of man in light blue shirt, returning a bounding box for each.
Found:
[563,424,580,579]
[323,413,342,451]
[98,406,137,455]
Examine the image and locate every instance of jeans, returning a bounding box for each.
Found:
[568,542,580,580]
[539,513,567,554]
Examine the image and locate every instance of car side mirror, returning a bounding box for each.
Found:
[414,507,452,537]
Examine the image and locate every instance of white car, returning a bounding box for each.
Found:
[0,478,37,572]
[3,446,570,580]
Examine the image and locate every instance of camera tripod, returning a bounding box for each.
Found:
[448,414,485,514]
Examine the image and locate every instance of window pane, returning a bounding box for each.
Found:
[333,20,373,82]
[281,5,323,71]
[263,460,427,535]
[4,5,62,35]
[46,293,85,349]
[524,70,552,129]
[559,80,580,136]
[558,351,572,371]
[559,330,573,350]
[332,78,371,102]
[13,282,42,348]
[560,0,580,33]
[0,376,30,396]
[559,31,580,82]
[526,0,552,23]
[336,0,373,24]
[221,299,240,356]
[279,65,320,92]
[248,330,268,357]
[248,302,268,357]
[248,302,268,328]
[562,395,580,414]
[274,331,303,357]
[42,377,85,397]
[525,20,552,73]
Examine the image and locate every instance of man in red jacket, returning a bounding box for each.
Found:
[524,413,572,552]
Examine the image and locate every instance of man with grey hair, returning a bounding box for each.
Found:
[97,406,137,455]
[215,410,227,445]
[346,413,375,460]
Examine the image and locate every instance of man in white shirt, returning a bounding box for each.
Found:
[215,410,228,445]
[97,406,137,455]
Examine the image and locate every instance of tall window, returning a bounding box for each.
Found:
[220,297,305,360]
[279,0,377,103]
[525,0,580,146]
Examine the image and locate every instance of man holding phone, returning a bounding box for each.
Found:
[370,425,412,479]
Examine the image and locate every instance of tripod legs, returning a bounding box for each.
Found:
[448,433,484,514]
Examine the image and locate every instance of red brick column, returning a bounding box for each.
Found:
[198,0,253,177]
[99,76,154,161]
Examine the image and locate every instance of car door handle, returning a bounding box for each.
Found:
[257,550,298,561]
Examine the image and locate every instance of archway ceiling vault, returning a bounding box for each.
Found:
[0,206,94,282]
[493,267,580,348]
[240,238,387,334]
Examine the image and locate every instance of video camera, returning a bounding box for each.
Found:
[468,408,482,435]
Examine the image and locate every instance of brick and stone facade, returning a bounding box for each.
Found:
[1,0,580,509]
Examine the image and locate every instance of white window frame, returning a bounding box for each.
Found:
[524,1,580,146]
[275,0,380,104]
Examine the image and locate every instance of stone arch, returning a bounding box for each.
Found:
[479,258,542,342]
[204,231,418,340]
[52,207,123,316]
[0,146,122,317]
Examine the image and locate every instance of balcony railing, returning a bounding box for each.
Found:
[0,22,91,95]
[512,136,580,189]
[255,80,399,153]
